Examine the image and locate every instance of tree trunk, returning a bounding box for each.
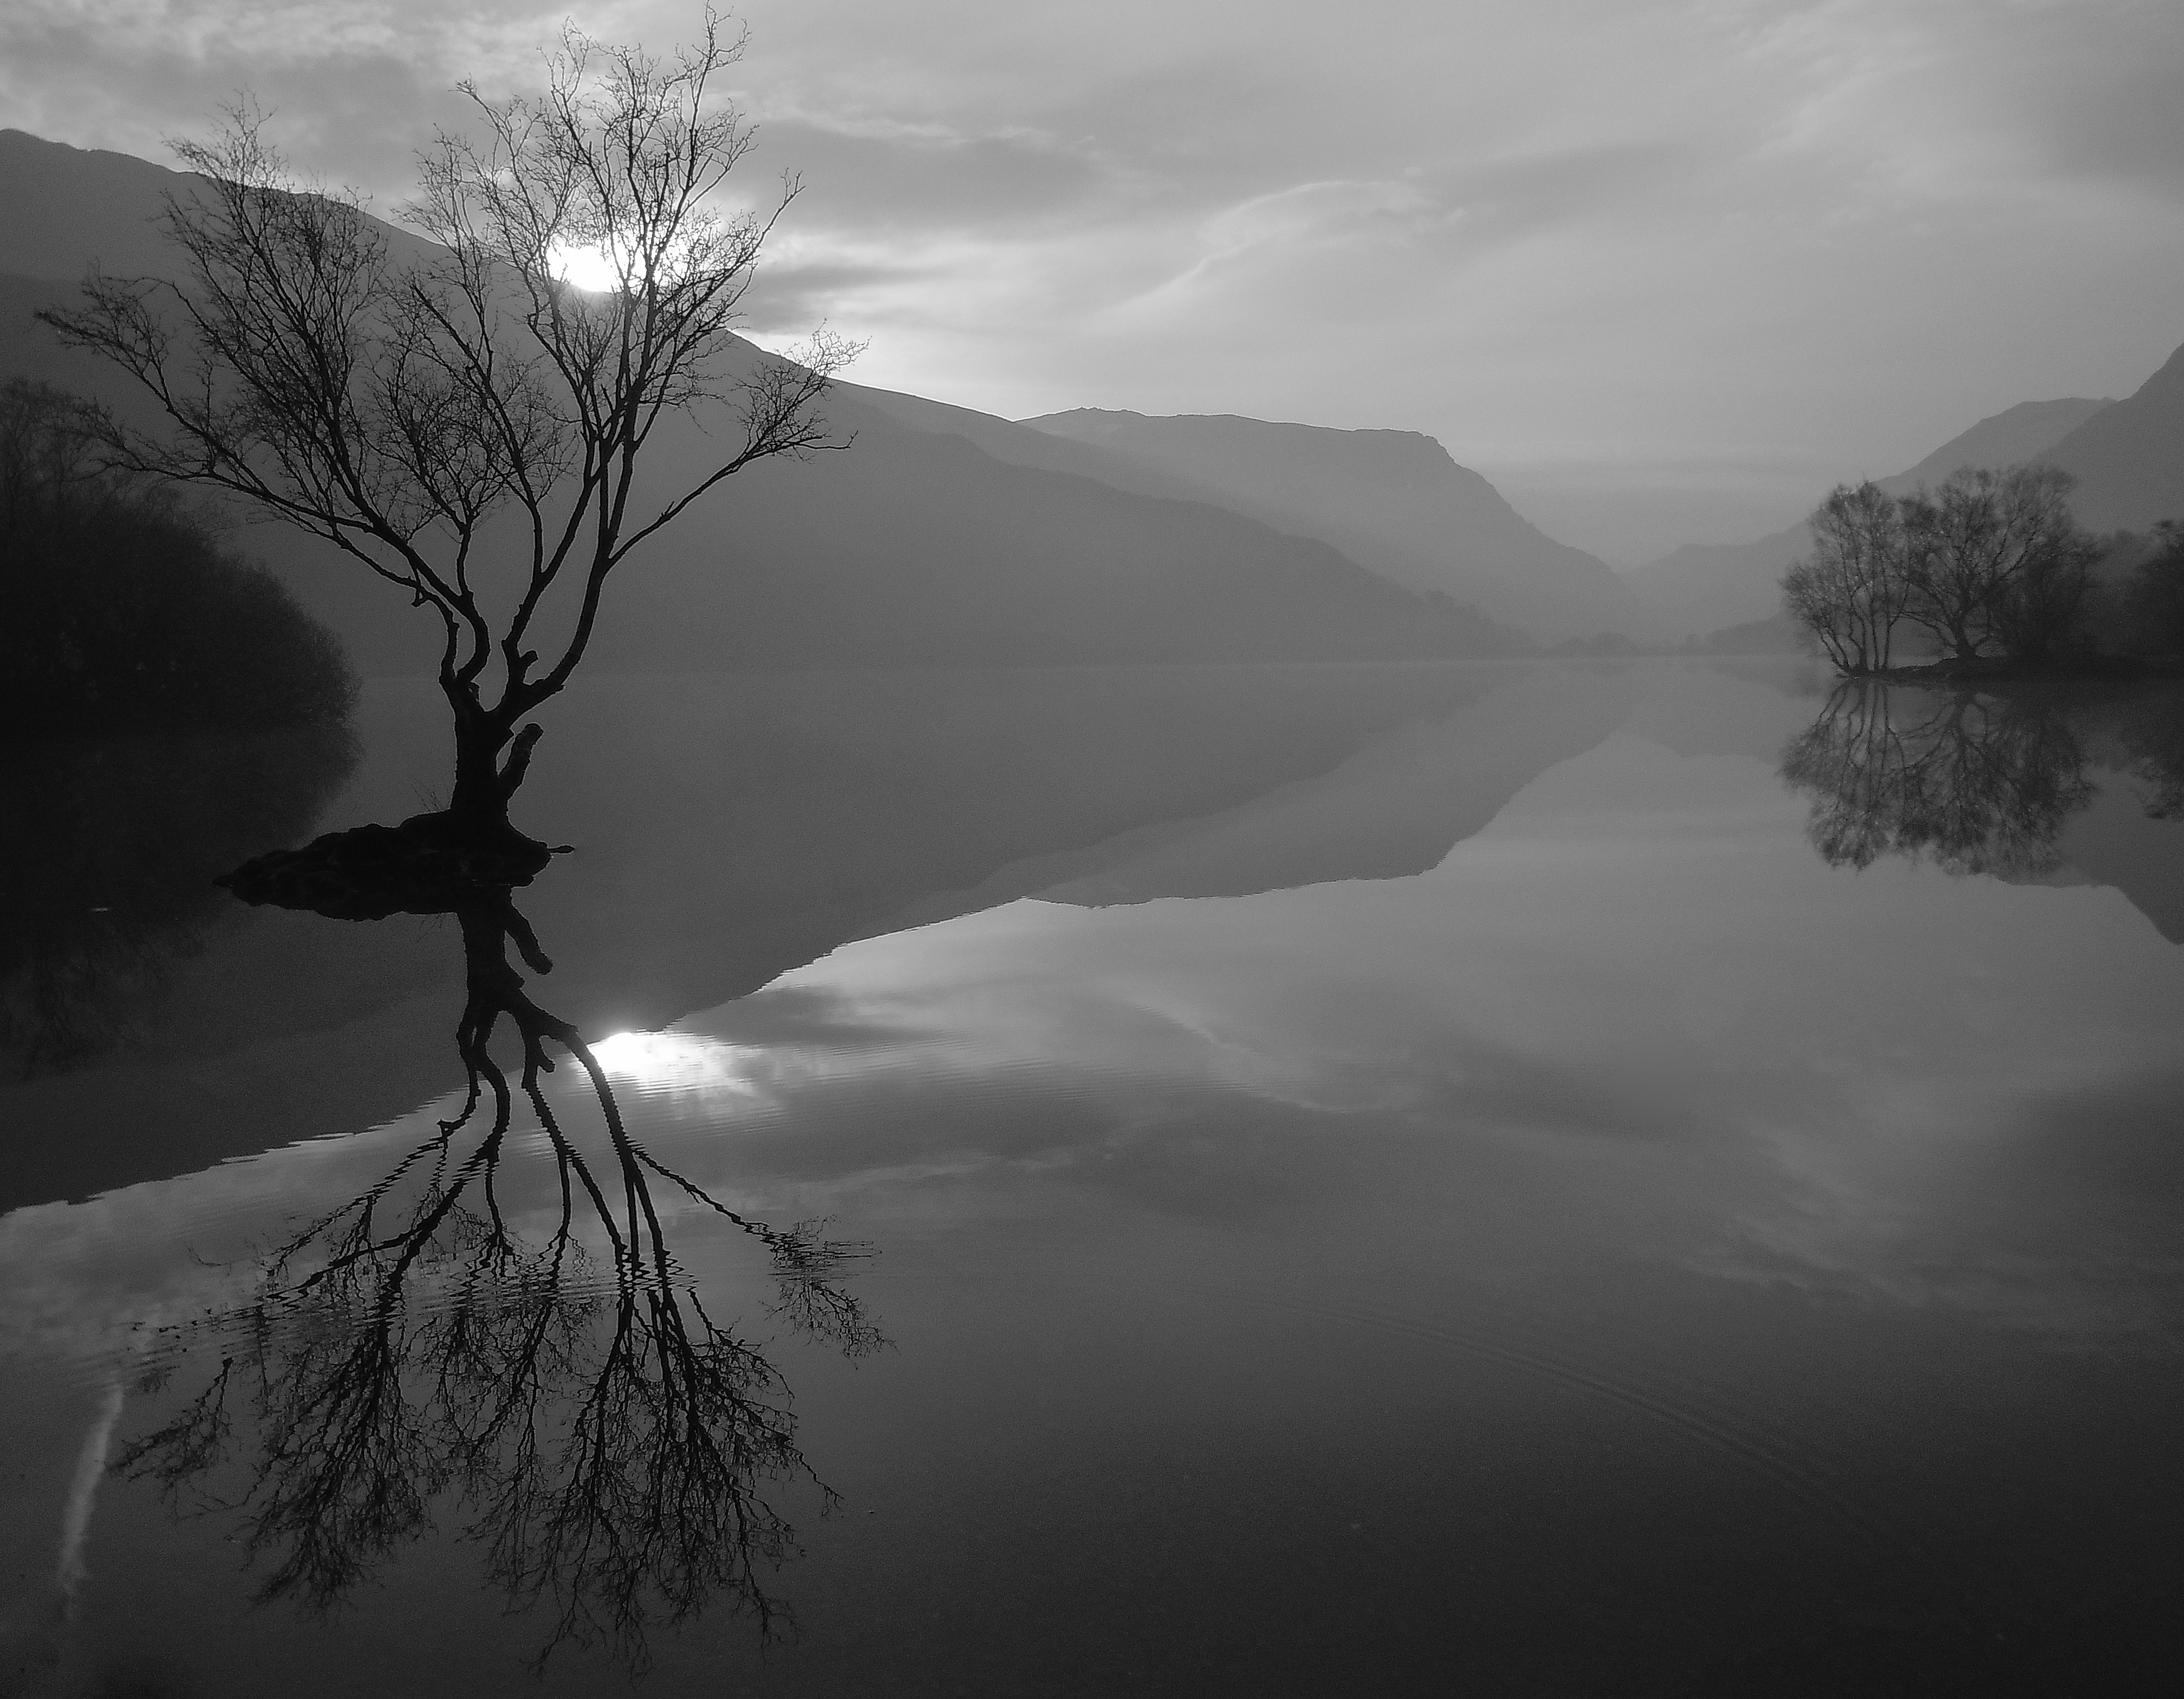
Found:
[446,691,514,830]
[439,681,552,852]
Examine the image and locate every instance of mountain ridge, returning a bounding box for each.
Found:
[2041,341,2184,533]
[1618,394,2126,640]
[0,130,1517,674]
[1024,406,1642,642]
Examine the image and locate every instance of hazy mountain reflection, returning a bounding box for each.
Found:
[3,664,1626,1212]
[120,872,879,1674]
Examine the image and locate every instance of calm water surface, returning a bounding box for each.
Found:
[4,660,2182,1696]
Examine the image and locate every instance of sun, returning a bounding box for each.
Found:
[548,240,625,294]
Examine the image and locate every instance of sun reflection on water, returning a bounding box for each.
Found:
[589,1029,754,1094]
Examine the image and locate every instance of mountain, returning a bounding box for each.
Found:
[1874,397,2120,497]
[0,127,453,281]
[0,131,1513,674]
[1023,408,1641,643]
[1618,395,2117,640]
[837,383,1233,506]
[603,404,1521,668]
[2042,341,2184,533]
[0,128,220,280]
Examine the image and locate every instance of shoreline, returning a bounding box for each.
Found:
[1856,653,2184,686]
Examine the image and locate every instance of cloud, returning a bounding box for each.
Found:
[757,114,1116,234]
[1201,178,1452,257]
[5,0,2181,548]
[0,2,556,191]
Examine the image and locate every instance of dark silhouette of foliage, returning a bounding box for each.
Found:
[0,722,356,1076]
[118,876,879,1673]
[1899,466,2096,663]
[0,379,357,735]
[1780,684,2095,876]
[1780,466,2101,672]
[1782,482,1911,673]
[38,12,852,843]
[2123,521,2184,658]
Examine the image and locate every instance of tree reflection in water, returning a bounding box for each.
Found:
[2122,689,2184,822]
[1779,685,2097,877]
[121,870,881,1672]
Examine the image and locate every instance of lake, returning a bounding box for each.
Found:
[4,659,2182,1696]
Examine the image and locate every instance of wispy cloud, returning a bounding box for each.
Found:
[4,0,2180,558]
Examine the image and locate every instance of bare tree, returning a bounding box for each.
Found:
[2122,520,2184,657]
[1900,465,2096,662]
[1784,466,2100,672]
[41,10,854,846]
[1782,481,1911,673]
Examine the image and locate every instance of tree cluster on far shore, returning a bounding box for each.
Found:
[0,378,358,735]
[1779,464,2131,675]
[2118,520,2184,659]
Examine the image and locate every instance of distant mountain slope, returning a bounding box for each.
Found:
[1023,408,1641,643]
[1619,395,2117,640]
[2042,342,2184,533]
[0,128,210,279]
[1616,527,1807,645]
[603,400,1519,669]
[1873,397,2118,497]
[0,126,450,277]
[1,131,1514,673]
[843,384,1219,505]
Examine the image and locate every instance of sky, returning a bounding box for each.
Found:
[3,1,2181,562]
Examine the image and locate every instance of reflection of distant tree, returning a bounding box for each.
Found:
[2118,687,2184,822]
[1779,685,2094,876]
[124,881,880,1672]
[0,723,356,1075]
